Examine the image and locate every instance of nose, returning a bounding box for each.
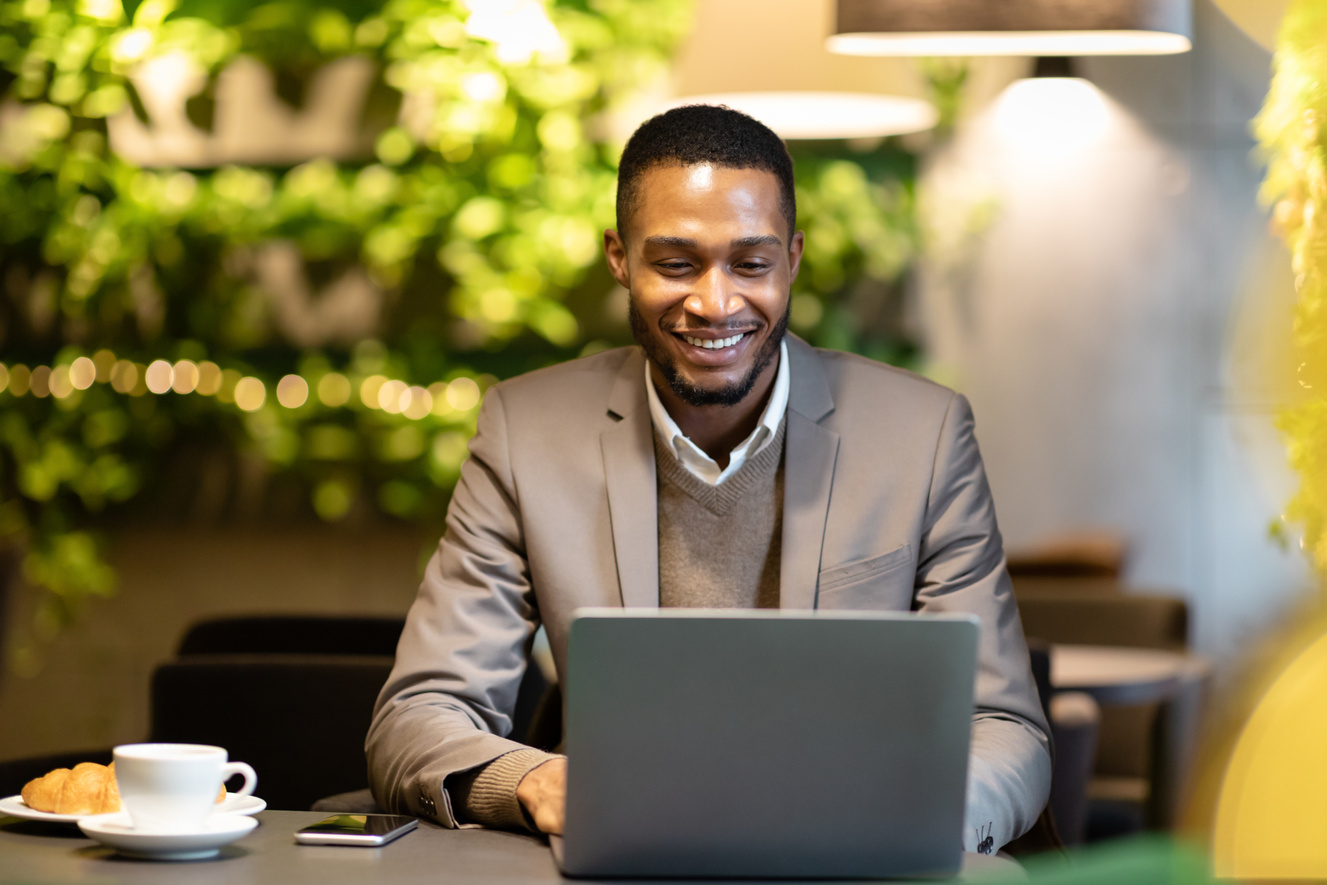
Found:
[683,265,744,326]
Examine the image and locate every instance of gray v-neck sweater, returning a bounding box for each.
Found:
[654,417,787,610]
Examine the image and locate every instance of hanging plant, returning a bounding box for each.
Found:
[1256,0,1327,576]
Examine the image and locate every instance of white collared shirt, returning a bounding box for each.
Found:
[644,339,790,486]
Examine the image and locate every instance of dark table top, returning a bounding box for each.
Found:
[0,810,1024,884]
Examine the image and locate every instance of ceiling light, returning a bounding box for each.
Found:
[993,57,1109,152]
[827,0,1192,56]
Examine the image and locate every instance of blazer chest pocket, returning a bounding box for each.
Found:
[816,543,913,610]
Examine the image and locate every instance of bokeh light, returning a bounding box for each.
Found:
[446,377,482,411]
[234,377,266,411]
[172,360,199,394]
[428,382,453,417]
[379,379,408,413]
[49,366,73,399]
[403,386,432,420]
[277,374,309,409]
[318,373,352,407]
[30,366,51,398]
[9,365,30,396]
[69,357,96,390]
[110,360,137,394]
[145,359,173,394]
[196,361,223,395]
[360,374,387,409]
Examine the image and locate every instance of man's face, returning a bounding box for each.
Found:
[605,164,804,408]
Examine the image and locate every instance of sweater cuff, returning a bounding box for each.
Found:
[449,748,562,832]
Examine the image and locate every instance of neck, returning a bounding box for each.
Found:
[651,356,780,469]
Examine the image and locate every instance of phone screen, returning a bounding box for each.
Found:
[295,814,418,846]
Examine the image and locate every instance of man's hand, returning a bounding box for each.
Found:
[516,757,566,835]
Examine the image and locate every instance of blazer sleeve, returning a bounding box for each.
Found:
[366,386,540,826]
[913,392,1052,854]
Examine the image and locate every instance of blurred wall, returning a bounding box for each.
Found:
[919,0,1312,669]
[0,527,427,760]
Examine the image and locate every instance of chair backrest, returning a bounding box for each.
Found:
[176,615,406,657]
[1015,590,1188,651]
[149,654,395,811]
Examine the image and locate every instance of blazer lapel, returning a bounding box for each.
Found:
[601,350,660,609]
[781,337,839,610]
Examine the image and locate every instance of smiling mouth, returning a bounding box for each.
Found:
[680,333,747,350]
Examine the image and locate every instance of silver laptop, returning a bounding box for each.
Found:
[551,609,979,879]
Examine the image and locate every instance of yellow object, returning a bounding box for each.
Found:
[1214,629,1327,877]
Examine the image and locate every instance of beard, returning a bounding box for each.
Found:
[628,299,789,408]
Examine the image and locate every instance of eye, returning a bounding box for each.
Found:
[655,261,692,272]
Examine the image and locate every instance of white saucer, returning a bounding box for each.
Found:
[0,793,265,824]
[217,794,266,816]
[79,811,258,860]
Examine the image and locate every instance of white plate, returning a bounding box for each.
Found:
[0,793,266,824]
[79,811,258,860]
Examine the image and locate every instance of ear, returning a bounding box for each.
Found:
[788,230,805,283]
[603,229,631,289]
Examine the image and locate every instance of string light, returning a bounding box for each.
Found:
[378,379,408,413]
[233,376,266,412]
[0,351,487,418]
[9,365,30,396]
[172,360,199,394]
[110,360,137,393]
[445,377,482,411]
[30,366,51,398]
[145,359,173,394]
[276,374,309,408]
[403,386,432,420]
[50,366,73,399]
[69,357,96,390]
[318,373,351,407]
[360,374,387,410]
[196,361,223,395]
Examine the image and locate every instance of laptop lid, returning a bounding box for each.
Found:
[556,609,979,879]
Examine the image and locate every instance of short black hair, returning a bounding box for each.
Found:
[615,105,796,240]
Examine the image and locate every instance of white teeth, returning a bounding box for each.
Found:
[683,333,745,349]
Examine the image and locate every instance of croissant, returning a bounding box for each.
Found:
[21,762,121,815]
[21,761,227,814]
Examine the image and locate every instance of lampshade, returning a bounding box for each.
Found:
[657,0,937,139]
[827,0,1192,56]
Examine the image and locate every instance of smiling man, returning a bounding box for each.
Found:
[367,105,1051,855]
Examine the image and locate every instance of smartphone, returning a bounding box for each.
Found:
[294,813,419,846]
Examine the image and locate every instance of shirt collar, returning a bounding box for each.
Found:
[644,339,790,481]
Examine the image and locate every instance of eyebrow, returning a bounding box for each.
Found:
[643,235,784,248]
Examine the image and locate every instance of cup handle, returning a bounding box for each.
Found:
[221,762,257,797]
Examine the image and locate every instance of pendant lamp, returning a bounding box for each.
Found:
[827,0,1192,56]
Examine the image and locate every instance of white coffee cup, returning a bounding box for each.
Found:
[113,743,257,833]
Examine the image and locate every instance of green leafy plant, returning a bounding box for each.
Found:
[0,0,923,673]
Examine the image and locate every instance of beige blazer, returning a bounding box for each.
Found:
[367,336,1051,852]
